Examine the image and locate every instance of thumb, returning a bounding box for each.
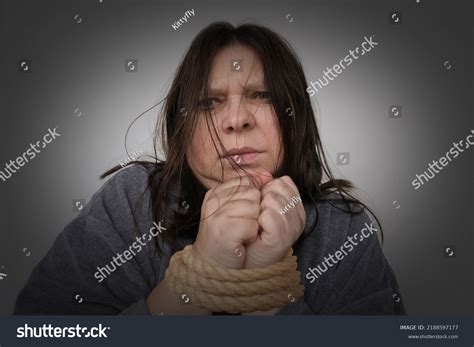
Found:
[251,169,273,190]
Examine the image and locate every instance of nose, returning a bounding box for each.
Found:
[221,97,255,134]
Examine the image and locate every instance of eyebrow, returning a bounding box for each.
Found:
[207,82,267,96]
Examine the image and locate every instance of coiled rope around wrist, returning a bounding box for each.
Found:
[164,245,304,313]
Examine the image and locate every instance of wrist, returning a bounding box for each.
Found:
[244,249,288,269]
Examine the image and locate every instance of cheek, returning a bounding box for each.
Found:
[261,113,282,151]
[268,125,281,145]
[262,115,284,168]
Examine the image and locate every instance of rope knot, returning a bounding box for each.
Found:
[165,245,304,314]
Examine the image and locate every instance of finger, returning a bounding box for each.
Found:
[261,175,298,198]
[261,190,305,226]
[222,175,253,188]
[260,190,289,212]
[250,169,273,190]
[207,185,261,211]
[257,208,282,238]
[226,217,259,244]
[204,175,254,204]
[214,199,261,220]
[210,175,254,196]
[259,201,306,247]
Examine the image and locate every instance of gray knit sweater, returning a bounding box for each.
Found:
[14,165,405,315]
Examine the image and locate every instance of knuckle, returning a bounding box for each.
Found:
[264,190,279,200]
[204,189,214,201]
[244,198,260,210]
[247,187,261,200]
[281,175,296,187]
[232,175,252,187]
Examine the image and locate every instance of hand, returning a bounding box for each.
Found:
[244,171,306,269]
[193,175,262,269]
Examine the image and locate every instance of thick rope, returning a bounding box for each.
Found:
[165,245,304,313]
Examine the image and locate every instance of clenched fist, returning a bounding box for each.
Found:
[244,170,306,269]
[193,175,262,269]
[194,170,306,270]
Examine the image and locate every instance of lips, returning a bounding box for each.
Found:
[222,147,262,165]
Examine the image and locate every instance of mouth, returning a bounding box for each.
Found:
[221,147,262,166]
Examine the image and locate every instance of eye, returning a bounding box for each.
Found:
[252,91,271,102]
[198,97,221,110]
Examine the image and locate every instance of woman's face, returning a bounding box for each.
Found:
[187,44,283,189]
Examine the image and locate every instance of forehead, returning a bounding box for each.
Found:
[207,44,265,92]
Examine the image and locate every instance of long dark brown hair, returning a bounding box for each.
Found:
[101,22,383,259]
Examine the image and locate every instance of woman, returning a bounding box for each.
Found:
[15,22,405,315]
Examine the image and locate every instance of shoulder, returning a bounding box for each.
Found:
[15,164,164,315]
[291,192,403,314]
[79,164,155,222]
[61,163,159,246]
[97,164,153,198]
[300,191,377,250]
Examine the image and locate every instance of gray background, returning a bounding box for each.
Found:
[0,0,472,315]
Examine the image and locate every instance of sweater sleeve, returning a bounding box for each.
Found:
[14,165,157,315]
[279,202,406,315]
